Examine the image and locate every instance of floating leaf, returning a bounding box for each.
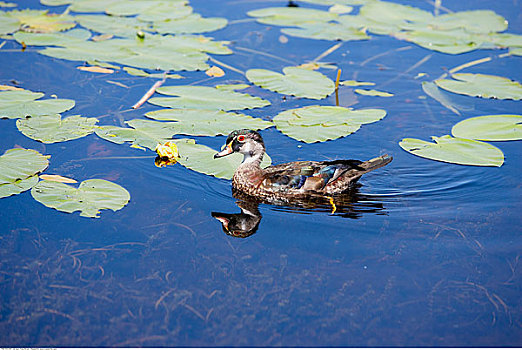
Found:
[341,80,375,87]
[16,114,98,143]
[435,73,522,100]
[0,89,75,119]
[95,120,178,151]
[150,85,270,110]
[145,108,273,136]
[422,81,461,115]
[40,174,77,183]
[399,135,504,167]
[206,65,225,77]
[429,10,507,34]
[451,115,522,141]
[282,22,369,41]
[246,66,334,100]
[105,0,191,22]
[247,7,338,27]
[0,11,20,35]
[77,66,114,73]
[174,139,271,180]
[122,67,182,79]
[329,4,353,14]
[273,105,386,143]
[75,14,151,38]
[31,179,130,218]
[153,14,227,34]
[0,148,49,198]
[7,9,75,33]
[354,88,393,97]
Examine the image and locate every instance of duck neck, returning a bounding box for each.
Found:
[240,150,263,168]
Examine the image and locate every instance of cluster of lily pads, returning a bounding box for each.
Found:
[0,147,130,217]
[248,0,522,55]
[1,0,521,218]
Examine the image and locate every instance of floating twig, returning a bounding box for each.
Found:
[131,73,167,109]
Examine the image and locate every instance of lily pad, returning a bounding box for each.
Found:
[451,114,522,141]
[0,88,75,119]
[273,105,386,143]
[434,73,522,100]
[145,109,273,136]
[6,9,76,33]
[281,22,369,41]
[246,66,335,100]
[123,67,182,79]
[149,85,270,111]
[95,119,180,151]
[31,179,130,218]
[247,7,338,27]
[105,0,191,22]
[153,14,227,34]
[0,11,20,35]
[16,114,98,143]
[354,88,393,97]
[0,148,49,198]
[174,139,271,180]
[75,14,151,37]
[399,135,504,167]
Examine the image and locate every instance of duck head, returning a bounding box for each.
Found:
[214,129,265,162]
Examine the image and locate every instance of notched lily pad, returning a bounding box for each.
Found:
[246,66,335,100]
[31,179,130,218]
[435,73,522,100]
[0,148,49,198]
[145,108,273,136]
[399,135,504,167]
[16,114,99,143]
[150,85,270,111]
[0,88,75,119]
[7,9,76,33]
[273,105,386,143]
[451,114,522,141]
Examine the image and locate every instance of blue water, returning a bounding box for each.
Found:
[1,0,521,346]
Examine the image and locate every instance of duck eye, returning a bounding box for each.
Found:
[237,135,246,142]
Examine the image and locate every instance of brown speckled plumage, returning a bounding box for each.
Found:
[214,129,392,202]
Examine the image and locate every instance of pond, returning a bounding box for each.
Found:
[0,0,521,347]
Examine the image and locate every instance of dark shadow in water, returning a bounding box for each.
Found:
[212,185,389,238]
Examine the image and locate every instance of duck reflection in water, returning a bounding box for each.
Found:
[212,186,388,238]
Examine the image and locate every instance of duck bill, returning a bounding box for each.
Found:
[214,142,233,158]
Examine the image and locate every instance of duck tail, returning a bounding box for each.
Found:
[323,154,392,194]
[359,154,393,172]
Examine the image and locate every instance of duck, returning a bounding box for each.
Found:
[214,129,392,202]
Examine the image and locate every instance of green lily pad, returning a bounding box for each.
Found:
[354,88,393,97]
[247,7,338,27]
[434,73,522,100]
[281,22,369,41]
[0,88,75,119]
[95,119,180,151]
[422,82,461,115]
[75,14,151,37]
[451,115,522,141]
[273,105,386,143]
[429,10,507,34]
[31,179,130,218]
[104,0,191,22]
[0,11,21,35]
[341,80,375,87]
[145,109,273,136]
[149,85,270,111]
[41,0,121,12]
[7,9,76,33]
[153,14,227,34]
[123,67,182,79]
[16,114,98,143]
[13,28,92,46]
[0,148,49,198]
[174,139,271,180]
[393,28,486,54]
[399,135,504,167]
[246,66,335,100]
